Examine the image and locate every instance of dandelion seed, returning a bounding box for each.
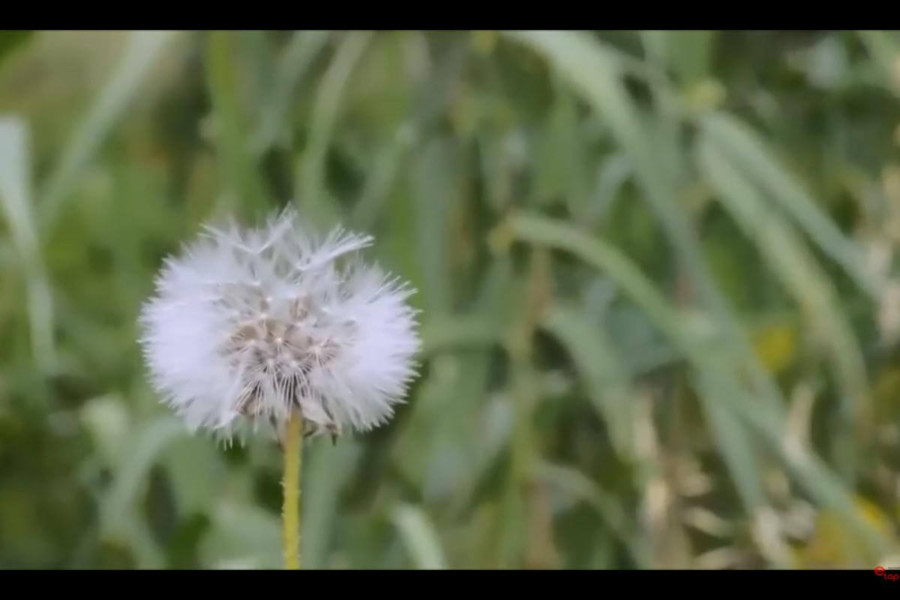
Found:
[138,207,421,440]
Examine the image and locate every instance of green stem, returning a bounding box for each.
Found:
[282,411,303,570]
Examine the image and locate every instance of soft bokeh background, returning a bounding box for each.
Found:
[2,30,900,569]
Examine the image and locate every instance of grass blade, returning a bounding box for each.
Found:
[39,31,175,232]
[207,31,270,217]
[0,117,56,371]
[697,135,870,482]
[700,112,882,298]
[253,30,331,154]
[391,503,447,569]
[541,304,635,458]
[295,31,372,224]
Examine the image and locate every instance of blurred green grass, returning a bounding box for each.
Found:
[1,30,900,569]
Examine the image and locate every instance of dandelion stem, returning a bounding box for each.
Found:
[282,410,303,570]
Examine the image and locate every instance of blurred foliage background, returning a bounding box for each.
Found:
[2,30,900,570]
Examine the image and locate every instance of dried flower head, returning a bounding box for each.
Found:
[139,208,420,439]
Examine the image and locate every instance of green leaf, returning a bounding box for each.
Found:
[295,31,372,226]
[541,304,635,457]
[39,31,175,232]
[700,112,881,298]
[207,31,270,218]
[201,501,281,569]
[253,30,331,154]
[0,117,55,372]
[537,462,649,568]
[300,438,361,568]
[0,31,33,69]
[697,135,870,481]
[391,503,447,569]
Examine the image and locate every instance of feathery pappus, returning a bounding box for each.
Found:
[139,208,420,440]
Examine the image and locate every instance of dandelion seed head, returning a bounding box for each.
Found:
[139,208,420,439]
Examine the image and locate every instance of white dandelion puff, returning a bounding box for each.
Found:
[138,208,420,439]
